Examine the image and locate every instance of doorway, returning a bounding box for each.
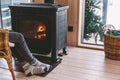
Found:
[78,0,119,49]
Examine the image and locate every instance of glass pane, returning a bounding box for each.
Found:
[1,0,10,8]
[79,0,120,47]
[1,0,11,29]
[0,0,30,29]
[12,0,31,5]
[106,0,120,29]
[81,0,104,46]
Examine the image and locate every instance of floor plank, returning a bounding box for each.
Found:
[0,46,120,80]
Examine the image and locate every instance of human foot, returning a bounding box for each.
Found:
[32,59,52,71]
[23,62,52,76]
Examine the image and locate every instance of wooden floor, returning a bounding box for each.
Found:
[0,46,120,80]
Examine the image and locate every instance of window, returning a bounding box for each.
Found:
[0,0,31,29]
[78,0,120,49]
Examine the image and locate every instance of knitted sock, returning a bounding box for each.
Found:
[31,59,43,66]
[22,63,46,76]
[24,65,46,76]
[32,59,49,66]
[32,59,52,72]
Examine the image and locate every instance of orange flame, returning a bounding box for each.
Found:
[37,24,46,32]
[34,24,46,39]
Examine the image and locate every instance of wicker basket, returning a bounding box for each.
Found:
[103,24,120,60]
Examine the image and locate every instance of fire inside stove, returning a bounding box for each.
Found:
[19,20,47,40]
[34,24,46,39]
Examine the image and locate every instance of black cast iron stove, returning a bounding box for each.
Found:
[9,3,69,63]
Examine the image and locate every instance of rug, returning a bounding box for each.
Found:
[0,55,62,77]
[15,55,62,77]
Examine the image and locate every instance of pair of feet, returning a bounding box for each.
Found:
[22,60,52,76]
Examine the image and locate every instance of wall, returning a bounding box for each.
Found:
[33,0,80,46]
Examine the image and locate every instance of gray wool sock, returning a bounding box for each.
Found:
[22,62,47,76]
[22,63,31,71]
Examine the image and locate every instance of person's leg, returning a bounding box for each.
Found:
[9,31,36,64]
[9,31,52,76]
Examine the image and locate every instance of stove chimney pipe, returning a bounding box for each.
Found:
[44,0,54,3]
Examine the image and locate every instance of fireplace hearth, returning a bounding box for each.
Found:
[9,3,69,63]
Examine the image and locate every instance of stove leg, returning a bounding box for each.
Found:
[51,49,62,63]
[63,47,68,55]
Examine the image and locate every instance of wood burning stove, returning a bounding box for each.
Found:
[9,3,69,63]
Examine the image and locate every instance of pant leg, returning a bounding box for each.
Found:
[9,31,36,64]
